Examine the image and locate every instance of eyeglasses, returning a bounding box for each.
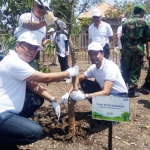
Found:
[37,3,49,11]
[93,16,100,19]
[19,42,39,52]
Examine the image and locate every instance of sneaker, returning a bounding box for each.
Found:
[128,88,140,98]
[141,83,150,95]
[128,91,140,97]
[49,63,58,66]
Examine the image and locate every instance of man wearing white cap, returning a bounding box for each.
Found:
[0,31,78,149]
[61,42,128,105]
[14,0,57,70]
[47,28,58,66]
[88,8,113,59]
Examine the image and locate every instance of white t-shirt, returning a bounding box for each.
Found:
[117,26,122,49]
[88,21,113,47]
[14,12,46,47]
[0,50,35,114]
[53,33,69,57]
[84,58,128,94]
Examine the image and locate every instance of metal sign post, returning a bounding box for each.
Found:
[108,121,113,150]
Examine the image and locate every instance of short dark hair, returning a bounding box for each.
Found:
[134,7,143,15]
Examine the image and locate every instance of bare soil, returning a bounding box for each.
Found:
[19,60,150,150]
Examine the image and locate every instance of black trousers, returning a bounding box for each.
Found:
[58,55,69,71]
[80,79,102,104]
[103,43,110,59]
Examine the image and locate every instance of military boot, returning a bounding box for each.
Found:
[128,88,140,98]
[141,82,150,95]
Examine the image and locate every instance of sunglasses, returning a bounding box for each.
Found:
[37,4,49,11]
[93,16,100,19]
[19,42,39,52]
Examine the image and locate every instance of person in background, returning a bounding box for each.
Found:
[88,8,113,59]
[47,28,58,66]
[0,31,78,150]
[61,42,128,107]
[121,4,150,97]
[115,17,127,70]
[14,0,57,70]
[0,44,4,61]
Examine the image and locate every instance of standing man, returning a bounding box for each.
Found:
[54,29,69,72]
[0,31,78,149]
[61,42,128,105]
[14,0,57,70]
[0,44,4,61]
[47,28,58,66]
[115,17,127,70]
[88,8,113,59]
[121,4,150,97]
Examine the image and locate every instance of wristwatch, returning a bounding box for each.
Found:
[85,93,89,100]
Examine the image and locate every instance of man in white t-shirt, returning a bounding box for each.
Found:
[54,30,69,72]
[0,31,78,149]
[47,28,58,66]
[61,42,128,105]
[115,18,127,70]
[116,18,127,50]
[14,0,57,70]
[88,8,113,59]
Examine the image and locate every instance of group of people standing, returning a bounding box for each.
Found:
[0,1,149,149]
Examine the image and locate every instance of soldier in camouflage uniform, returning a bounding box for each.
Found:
[121,4,150,97]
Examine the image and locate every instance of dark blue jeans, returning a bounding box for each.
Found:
[0,87,44,145]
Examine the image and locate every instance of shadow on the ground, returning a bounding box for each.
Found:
[138,99,150,109]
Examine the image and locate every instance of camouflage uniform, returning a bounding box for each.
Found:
[121,15,150,93]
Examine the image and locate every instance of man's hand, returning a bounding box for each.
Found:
[44,12,57,25]
[51,102,60,119]
[70,90,85,101]
[66,66,79,77]
[61,93,69,104]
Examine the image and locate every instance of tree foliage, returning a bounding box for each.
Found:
[105,0,150,20]
[0,0,31,34]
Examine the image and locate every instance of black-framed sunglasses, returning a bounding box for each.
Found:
[19,42,39,52]
[93,16,100,19]
[37,3,49,11]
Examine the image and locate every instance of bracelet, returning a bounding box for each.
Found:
[50,96,55,102]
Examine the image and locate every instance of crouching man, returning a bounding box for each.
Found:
[0,31,78,150]
[61,42,128,105]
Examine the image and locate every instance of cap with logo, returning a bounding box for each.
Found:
[48,28,55,32]
[121,18,127,23]
[17,31,43,50]
[134,4,146,12]
[92,8,101,17]
[87,42,103,52]
[35,0,50,10]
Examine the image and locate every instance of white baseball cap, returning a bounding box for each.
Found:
[35,0,50,10]
[17,31,43,50]
[87,42,103,52]
[121,18,127,23]
[48,28,55,32]
[92,8,101,17]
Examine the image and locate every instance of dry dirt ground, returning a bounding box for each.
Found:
[19,59,150,150]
